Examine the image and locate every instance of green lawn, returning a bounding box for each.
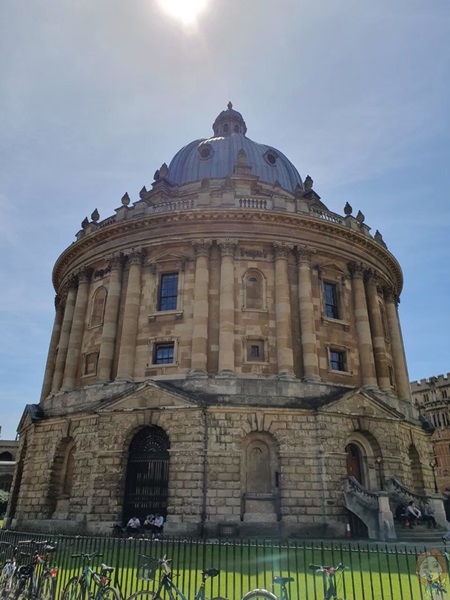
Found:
[47,538,429,600]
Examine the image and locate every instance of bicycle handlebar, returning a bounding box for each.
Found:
[71,553,103,561]
[309,563,347,572]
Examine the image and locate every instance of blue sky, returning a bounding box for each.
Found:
[1,0,449,439]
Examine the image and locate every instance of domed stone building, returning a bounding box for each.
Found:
[6,104,441,538]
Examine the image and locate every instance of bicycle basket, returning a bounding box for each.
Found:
[137,556,159,581]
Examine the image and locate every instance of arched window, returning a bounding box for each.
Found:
[243,270,265,310]
[0,452,13,461]
[90,287,107,327]
[223,124,229,133]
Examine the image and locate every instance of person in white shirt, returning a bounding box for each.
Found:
[405,501,421,528]
[153,513,164,538]
[126,516,141,534]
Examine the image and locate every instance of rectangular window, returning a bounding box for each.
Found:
[158,273,178,311]
[84,352,98,375]
[154,342,175,364]
[246,340,265,362]
[442,389,448,399]
[330,350,346,372]
[324,282,339,319]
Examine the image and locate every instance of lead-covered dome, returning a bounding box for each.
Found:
[168,103,303,192]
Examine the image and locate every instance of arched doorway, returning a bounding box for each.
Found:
[123,426,170,522]
[346,443,363,484]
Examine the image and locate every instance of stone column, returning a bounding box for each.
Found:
[348,262,377,388]
[365,271,391,391]
[273,242,295,379]
[97,255,123,382]
[51,278,78,394]
[62,267,92,390]
[297,247,320,381]
[384,287,411,400]
[40,295,64,400]
[190,240,212,377]
[217,239,237,376]
[116,249,145,380]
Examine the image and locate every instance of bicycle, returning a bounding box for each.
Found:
[0,542,19,599]
[126,555,227,600]
[10,541,58,600]
[308,564,349,600]
[61,552,120,600]
[240,563,349,600]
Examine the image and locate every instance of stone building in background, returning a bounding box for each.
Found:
[6,104,440,538]
[0,439,18,493]
[412,374,450,493]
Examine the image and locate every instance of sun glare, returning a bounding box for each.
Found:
[157,0,209,26]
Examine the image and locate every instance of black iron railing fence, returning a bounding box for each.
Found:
[0,529,441,600]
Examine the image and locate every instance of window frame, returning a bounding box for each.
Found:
[323,281,340,320]
[153,342,175,365]
[148,337,179,369]
[83,351,99,377]
[158,272,179,312]
[326,345,350,375]
[243,336,268,364]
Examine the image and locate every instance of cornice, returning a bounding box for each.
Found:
[52,209,403,293]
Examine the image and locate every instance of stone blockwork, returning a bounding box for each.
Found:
[7,105,434,538]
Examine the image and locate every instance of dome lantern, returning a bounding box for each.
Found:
[212,101,247,136]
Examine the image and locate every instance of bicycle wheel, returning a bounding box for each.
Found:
[241,591,277,600]
[0,565,14,599]
[36,575,56,600]
[102,587,120,600]
[126,592,162,600]
[61,577,86,600]
[12,579,30,600]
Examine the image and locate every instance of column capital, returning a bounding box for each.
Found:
[296,245,315,263]
[383,286,400,305]
[192,239,213,257]
[273,242,293,259]
[108,253,125,271]
[348,261,366,279]
[364,268,381,285]
[67,273,79,290]
[77,266,93,284]
[218,239,238,257]
[126,248,146,266]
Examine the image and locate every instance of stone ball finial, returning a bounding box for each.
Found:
[356,210,365,224]
[91,208,100,223]
[121,192,131,207]
[227,101,233,110]
[304,175,313,190]
[81,217,89,230]
[374,230,382,242]
[344,202,353,216]
[139,186,147,199]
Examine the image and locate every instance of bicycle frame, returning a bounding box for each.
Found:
[15,542,58,600]
[150,557,218,600]
[73,554,113,600]
[309,563,347,600]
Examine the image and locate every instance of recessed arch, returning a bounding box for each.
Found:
[47,437,77,517]
[408,443,425,495]
[242,269,266,310]
[0,452,13,461]
[89,286,107,327]
[345,430,383,491]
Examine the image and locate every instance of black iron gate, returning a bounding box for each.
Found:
[123,426,170,521]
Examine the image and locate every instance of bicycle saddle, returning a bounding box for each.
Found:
[273,577,294,585]
[101,564,114,572]
[203,568,219,578]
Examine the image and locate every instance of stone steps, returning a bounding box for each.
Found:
[394,522,445,545]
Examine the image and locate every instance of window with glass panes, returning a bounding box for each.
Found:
[330,350,346,372]
[324,282,339,319]
[158,273,178,311]
[154,342,174,364]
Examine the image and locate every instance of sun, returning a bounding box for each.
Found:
[157,0,209,26]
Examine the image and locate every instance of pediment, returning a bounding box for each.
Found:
[318,388,405,421]
[318,262,346,275]
[95,381,197,413]
[148,250,190,265]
